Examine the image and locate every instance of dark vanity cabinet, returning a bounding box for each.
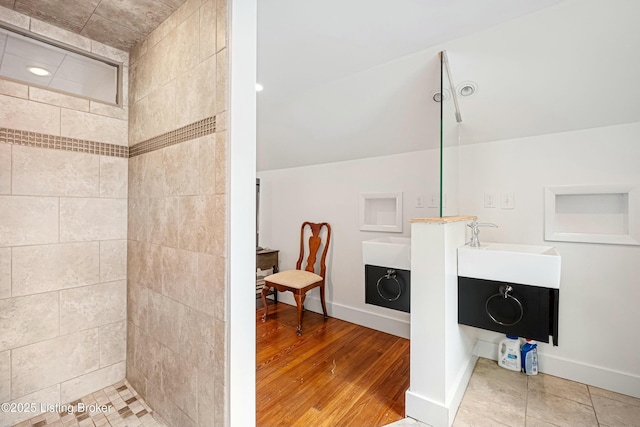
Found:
[458,276,559,345]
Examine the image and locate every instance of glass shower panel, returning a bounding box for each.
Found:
[439,51,461,217]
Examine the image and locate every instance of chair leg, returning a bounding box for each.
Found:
[261,285,270,322]
[320,283,328,319]
[294,293,306,336]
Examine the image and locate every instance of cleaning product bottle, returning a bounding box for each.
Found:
[521,339,538,375]
[498,335,521,371]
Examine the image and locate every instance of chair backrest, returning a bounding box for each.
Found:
[295,222,331,278]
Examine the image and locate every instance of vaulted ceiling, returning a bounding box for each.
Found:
[0,0,187,50]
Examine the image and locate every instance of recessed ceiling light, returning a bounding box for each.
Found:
[255,83,264,92]
[431,88,450,103]
[27,66,51,77]
[456,81,478,97]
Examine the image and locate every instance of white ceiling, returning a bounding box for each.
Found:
[256,0,640,171]
[257,0,563,107]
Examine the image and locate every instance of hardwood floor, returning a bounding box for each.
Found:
[256,300,410,427]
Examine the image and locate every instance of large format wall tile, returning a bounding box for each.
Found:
[60,198,127,242]
[60,361,125,404]
[0,248,10,299]
[12,145,99,197]
[0,292,59,352]
[197,253,225,321]
[179,195,216,253]
[163,139,199,196]
[199,0,217,61]
[0,79,28,98]
[0,196,58,247]
[29,87,90,111]
[0,350,9,403]
[99,321,126,366]
[12,242,100,296]
[0,94,60,135]
[216,0,226,52]
[128,197,149,242]
[131,326,164,392]
[29,18,92,52]
[198,134,217,195]
[161,246,198,309]
[175,55,216,128]
[214,131,226,194]
[167,11,200,85]
[60,280,126,334]
[215,49,226,115]
[149,197,180,247]
[147,291,184,353]
[0,143,10,194]
[179,307,215,371]
[129,81,176,145]
[100,239,127,282]
[100,156,128,198]
[162,349,198,421]
[11,329,100,399]
[60,108,128,146]
[90,100,128,121]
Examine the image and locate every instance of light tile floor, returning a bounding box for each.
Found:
[386,357,640,427]
[13,380,167,427]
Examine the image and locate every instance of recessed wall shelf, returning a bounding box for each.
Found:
[544,185,639,245]
[359,192,403,233]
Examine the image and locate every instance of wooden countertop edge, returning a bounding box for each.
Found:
[410,215,477,224]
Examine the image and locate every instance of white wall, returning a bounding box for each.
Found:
[258,149,440,337]
[458,122,640,397]
[256,0,640,401]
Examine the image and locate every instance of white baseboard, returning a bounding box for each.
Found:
[405,390,449,427]
[474,339,640,399]
[446,354,478,426]
[404,352,477,427]
[275,293,410,339]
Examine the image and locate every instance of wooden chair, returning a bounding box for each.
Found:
[261,222,331,336]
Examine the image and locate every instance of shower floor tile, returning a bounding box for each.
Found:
[12,380,167,427]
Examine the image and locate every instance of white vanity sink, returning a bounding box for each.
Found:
[362,237,411,270]
[457,243,561,288]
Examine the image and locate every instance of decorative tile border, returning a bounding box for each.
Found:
[1,116,216,159]
[129,116,216,157]
[0,128,129,158]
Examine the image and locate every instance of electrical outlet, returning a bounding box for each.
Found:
[428,193,439,208]
[416,195,425,208]
[501,192,515,209]
[484,192,496,208]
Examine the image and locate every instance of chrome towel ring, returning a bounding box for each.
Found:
[485,284,524,326]
[376,269,402,302]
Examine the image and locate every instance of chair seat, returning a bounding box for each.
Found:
[265,270,322,289]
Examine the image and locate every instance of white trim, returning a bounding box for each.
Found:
[359,192,404,232]
[405,390,449,427]
[446,354,478,426]
[274,293,410,339]
[474,339,640,399]
[228,0,257,426]
[544,185,639,246]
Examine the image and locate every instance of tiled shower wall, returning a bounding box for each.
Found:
[0,7,129,427]
[126,0,228,426]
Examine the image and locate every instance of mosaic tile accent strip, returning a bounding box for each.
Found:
[129,116,216,157]
[0,128,129,158]
[12,380,167,427]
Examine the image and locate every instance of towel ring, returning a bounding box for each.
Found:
[376,269,402,302]
[485,284,523,326]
